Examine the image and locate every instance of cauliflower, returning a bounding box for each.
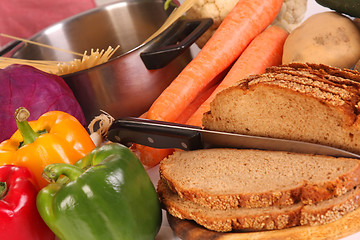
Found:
[185,0,238,48]
[272,0,308,32]
[171,0,308,48]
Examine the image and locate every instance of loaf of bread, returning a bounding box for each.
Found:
[160,149,360,209]
[158,180,360,232]
[202,63,360,155]
[158,149,360,232]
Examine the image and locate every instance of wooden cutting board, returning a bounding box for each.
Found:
[167,207,360,240]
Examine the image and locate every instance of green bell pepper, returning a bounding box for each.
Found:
[36,143,162,240]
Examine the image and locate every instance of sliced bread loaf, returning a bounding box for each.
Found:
[159,149,360,209]
[158,180,360,232]
[202,63,360,155]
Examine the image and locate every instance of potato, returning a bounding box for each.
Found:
[355,59,360,72]
[282,12,360,69]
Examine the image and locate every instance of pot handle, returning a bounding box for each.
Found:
[0,40,22,56]
[140,18,213,70]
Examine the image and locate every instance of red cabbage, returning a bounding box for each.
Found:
[0,64,86,142]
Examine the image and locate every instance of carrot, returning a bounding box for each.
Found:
[133,82,218,168]
[131,145,174,168]
[175,65,230,124]
[133,64,229,167]
[138,111,148,118]
[186,25,289,126]
[146,0,283,122]
[175,83,218,124]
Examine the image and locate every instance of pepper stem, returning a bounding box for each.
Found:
[15,107,40,145]
[42,163,84,183]
[0,182,7,199]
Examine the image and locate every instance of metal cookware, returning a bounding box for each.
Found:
[3,0,212,123]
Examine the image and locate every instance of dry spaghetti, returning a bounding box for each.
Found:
[56,45,120,75]
[0,45,120,75]
[143,0,196,44]
[0,57,61,73]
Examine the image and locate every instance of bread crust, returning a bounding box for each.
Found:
[158,63,360,233]
[203,63,360,155]
[158,180,360,232]
[158,180,301,232]
[160,149,360,210]
[161,174,301,209]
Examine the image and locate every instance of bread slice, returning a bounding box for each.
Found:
[158,180,360,232]
[202,63,360,155]
[159,149,360,209]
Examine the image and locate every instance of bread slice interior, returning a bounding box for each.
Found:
[160,149,360,209]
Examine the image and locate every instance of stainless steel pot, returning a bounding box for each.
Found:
[3,0,212,124]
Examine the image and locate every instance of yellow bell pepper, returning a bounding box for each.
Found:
[0,107,96,189]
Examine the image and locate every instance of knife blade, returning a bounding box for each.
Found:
[107,117,360,159]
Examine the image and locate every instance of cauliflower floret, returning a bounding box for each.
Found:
[183,0,307,48]
[272,0,308,32]
[186,0,238,48]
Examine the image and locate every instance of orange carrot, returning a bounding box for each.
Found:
[138,111,148,118]
[133,64,229,167]
[146,0,283,122]
[186,25,289,126]
[133,83,218,168]
[174,65,230,124]
[175,83,218,124]
[131,144,174,168]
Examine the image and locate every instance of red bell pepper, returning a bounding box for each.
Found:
[0,165,54,240]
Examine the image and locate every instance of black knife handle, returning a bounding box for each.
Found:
[107,117,204,150]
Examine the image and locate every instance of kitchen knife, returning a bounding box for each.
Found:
[107,117,360,159]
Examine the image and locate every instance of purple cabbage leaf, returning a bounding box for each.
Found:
[0,64,86,142]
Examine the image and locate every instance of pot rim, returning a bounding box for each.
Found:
[9,0,171,77]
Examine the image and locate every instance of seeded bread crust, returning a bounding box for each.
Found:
[158,180,360,232]
[159,149,360,210]
[202,63,360,155]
